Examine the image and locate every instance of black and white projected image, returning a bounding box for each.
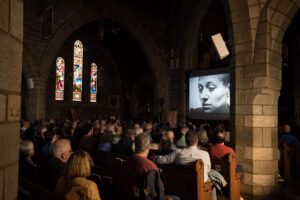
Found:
[189,73,230,120]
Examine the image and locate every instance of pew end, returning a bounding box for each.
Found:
[211,153,242,200]
[159,159,213,200]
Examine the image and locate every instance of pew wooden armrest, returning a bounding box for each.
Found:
[211,153,241,200]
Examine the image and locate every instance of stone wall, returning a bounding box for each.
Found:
[22,0,169,120]
[45,26,124,120]
[0,0,23,199]
[19,0,300,198]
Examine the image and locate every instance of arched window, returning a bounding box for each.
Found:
[55,57,65,100]
[90,63,97,102]
[73,40,83,101]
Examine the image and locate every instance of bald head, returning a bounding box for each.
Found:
[51,139,72,163]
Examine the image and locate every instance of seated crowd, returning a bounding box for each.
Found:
[19,117,242,200]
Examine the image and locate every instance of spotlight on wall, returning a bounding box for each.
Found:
[27,78,35,89]
[211,33,229,60]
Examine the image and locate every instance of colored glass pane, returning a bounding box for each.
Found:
[90,63,97,102]
[73,40,83,101]
[55,57,65,100]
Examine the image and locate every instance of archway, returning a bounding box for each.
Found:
[27,1,168,120]
[46,20,154,120]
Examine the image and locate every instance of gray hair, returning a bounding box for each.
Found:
[134,132,150,153]
[198,129,209,144]
[20,140,34,159]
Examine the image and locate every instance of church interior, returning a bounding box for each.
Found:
[1,0,300,199]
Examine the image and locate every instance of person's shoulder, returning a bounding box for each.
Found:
[196,147,210,157]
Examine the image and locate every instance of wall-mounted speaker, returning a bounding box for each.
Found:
[27,78,34,89]
[211,33,229,60]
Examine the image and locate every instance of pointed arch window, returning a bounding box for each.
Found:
[90,63,97,102]
[73,40,83,101]
[55,57,65,100]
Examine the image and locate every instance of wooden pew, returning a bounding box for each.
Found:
[210,153,242,200]
[91,165,145,200]
[18,177,62,200]
[158,159,213,200]
[296,142,300,178]
[91,149,128,170]
[279,141,298,179]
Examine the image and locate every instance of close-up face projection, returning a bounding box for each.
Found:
[197,74,229,113]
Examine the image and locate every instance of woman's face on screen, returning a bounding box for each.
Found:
[198,75,229,113]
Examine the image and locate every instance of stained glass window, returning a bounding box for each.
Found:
[55,57,65,100]
[90,63,97,102]
[73,40,83,101]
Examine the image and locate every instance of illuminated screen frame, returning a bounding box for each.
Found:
[188,67,230,120]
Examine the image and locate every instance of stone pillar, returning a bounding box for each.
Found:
[234,31,282,199]
[24,79,47,120]
[0,0,23,199]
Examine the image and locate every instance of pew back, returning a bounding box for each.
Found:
[159,159,213,200]
[18,177,62,200]
[91,150,127,170]
[91,165,141,200]
[279,141,298,179]
[210,153,241,200]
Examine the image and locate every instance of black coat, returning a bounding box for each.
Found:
[112,136,134,155]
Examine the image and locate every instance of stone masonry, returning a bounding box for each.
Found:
[2,0,298,199]
[0,0,23,199]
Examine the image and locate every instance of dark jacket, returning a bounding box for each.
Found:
[112,136,134,155]
[38,156,65,191]
[141,169,166,200]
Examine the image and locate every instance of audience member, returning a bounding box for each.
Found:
[35,125,47,152]
[112,128,135,155]
[166,130,178,151]
[42,131,57,154]
[175,125,188,148]
[113,124,122,144]
[55,150,101,200]
[153,130,211,182]
[135,127,143,136]
[158,135,174,155]
[79,124,98,154]
[124,133,179,199]
[19,140,37,181]
[144,123,153,142]
[38,139,72,191]
[280,124,297,144]
[125,132,158,175]
[198,129,209,150]
[23,127,36,143]
[97,130,114,152]
[208,123,235,159]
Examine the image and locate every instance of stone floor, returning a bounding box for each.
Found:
[217,176,300,200]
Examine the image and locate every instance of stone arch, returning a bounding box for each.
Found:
[251,0,300,123]
[36,2,168,119]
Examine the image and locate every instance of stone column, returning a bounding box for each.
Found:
[0,0,23,199]
[24,79,47,120]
